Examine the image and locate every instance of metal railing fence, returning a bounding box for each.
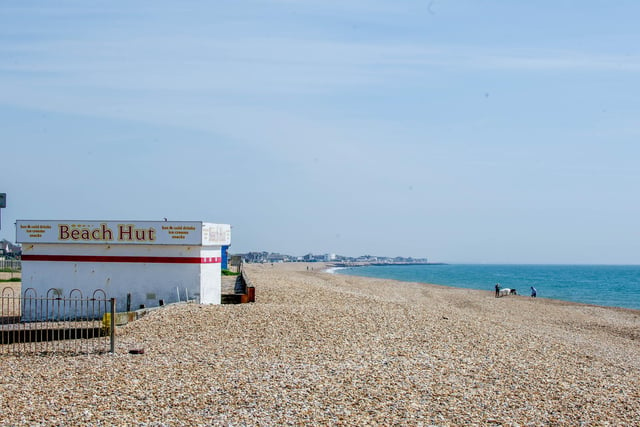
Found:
[0,287,115,355]
[0,259,21,271]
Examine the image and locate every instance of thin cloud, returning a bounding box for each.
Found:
[3,35,638,88]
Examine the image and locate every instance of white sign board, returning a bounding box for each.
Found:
[202,223,232,246]
[16,220,231,246]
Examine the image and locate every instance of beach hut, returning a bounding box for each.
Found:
[16,220,231,312]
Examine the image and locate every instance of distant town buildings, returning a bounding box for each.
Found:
[0,239,21,259]
[238,251,428,265]
[1,240,429,266]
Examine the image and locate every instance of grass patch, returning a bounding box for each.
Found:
[222,269,240,276]
[0,268,20,273]
[0,278,21,282]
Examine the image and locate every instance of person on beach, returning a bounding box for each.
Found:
[530,286,537,298]
[495,283,500,298]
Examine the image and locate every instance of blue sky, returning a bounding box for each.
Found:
[1,1,639,263]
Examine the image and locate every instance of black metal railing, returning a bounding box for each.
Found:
[0,259,21,271]
[0,287,115,355]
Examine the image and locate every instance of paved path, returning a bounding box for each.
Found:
[221,275,243,295]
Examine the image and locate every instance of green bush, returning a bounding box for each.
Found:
[221,269,240,276]
[0,278,21,282]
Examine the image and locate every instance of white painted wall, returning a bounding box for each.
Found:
[200,247,223,305]
[21,243,222,312]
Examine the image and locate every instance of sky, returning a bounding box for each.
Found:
[1,0,639,264]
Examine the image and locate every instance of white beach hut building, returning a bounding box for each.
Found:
[16,220,231,312]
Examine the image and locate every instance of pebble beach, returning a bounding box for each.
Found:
[1,262,639,425]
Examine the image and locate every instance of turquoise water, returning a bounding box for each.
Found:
[335,264,640,310]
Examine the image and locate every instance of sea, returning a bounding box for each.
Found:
[333,264,640,311]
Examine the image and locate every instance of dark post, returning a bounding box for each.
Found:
[110,298,116,354]
[126,293,131,312]
[0,192,5,230]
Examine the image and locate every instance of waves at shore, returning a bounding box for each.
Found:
[335,263,640,311]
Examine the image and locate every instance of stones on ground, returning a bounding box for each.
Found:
[0,263,638,424]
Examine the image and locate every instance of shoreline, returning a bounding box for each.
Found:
[327,262,640,313]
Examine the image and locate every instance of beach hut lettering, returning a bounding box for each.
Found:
[58,223,157,242]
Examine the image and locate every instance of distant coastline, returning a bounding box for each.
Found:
[329,262,447,268]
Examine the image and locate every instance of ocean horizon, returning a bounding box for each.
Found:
[332,263,640,311]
